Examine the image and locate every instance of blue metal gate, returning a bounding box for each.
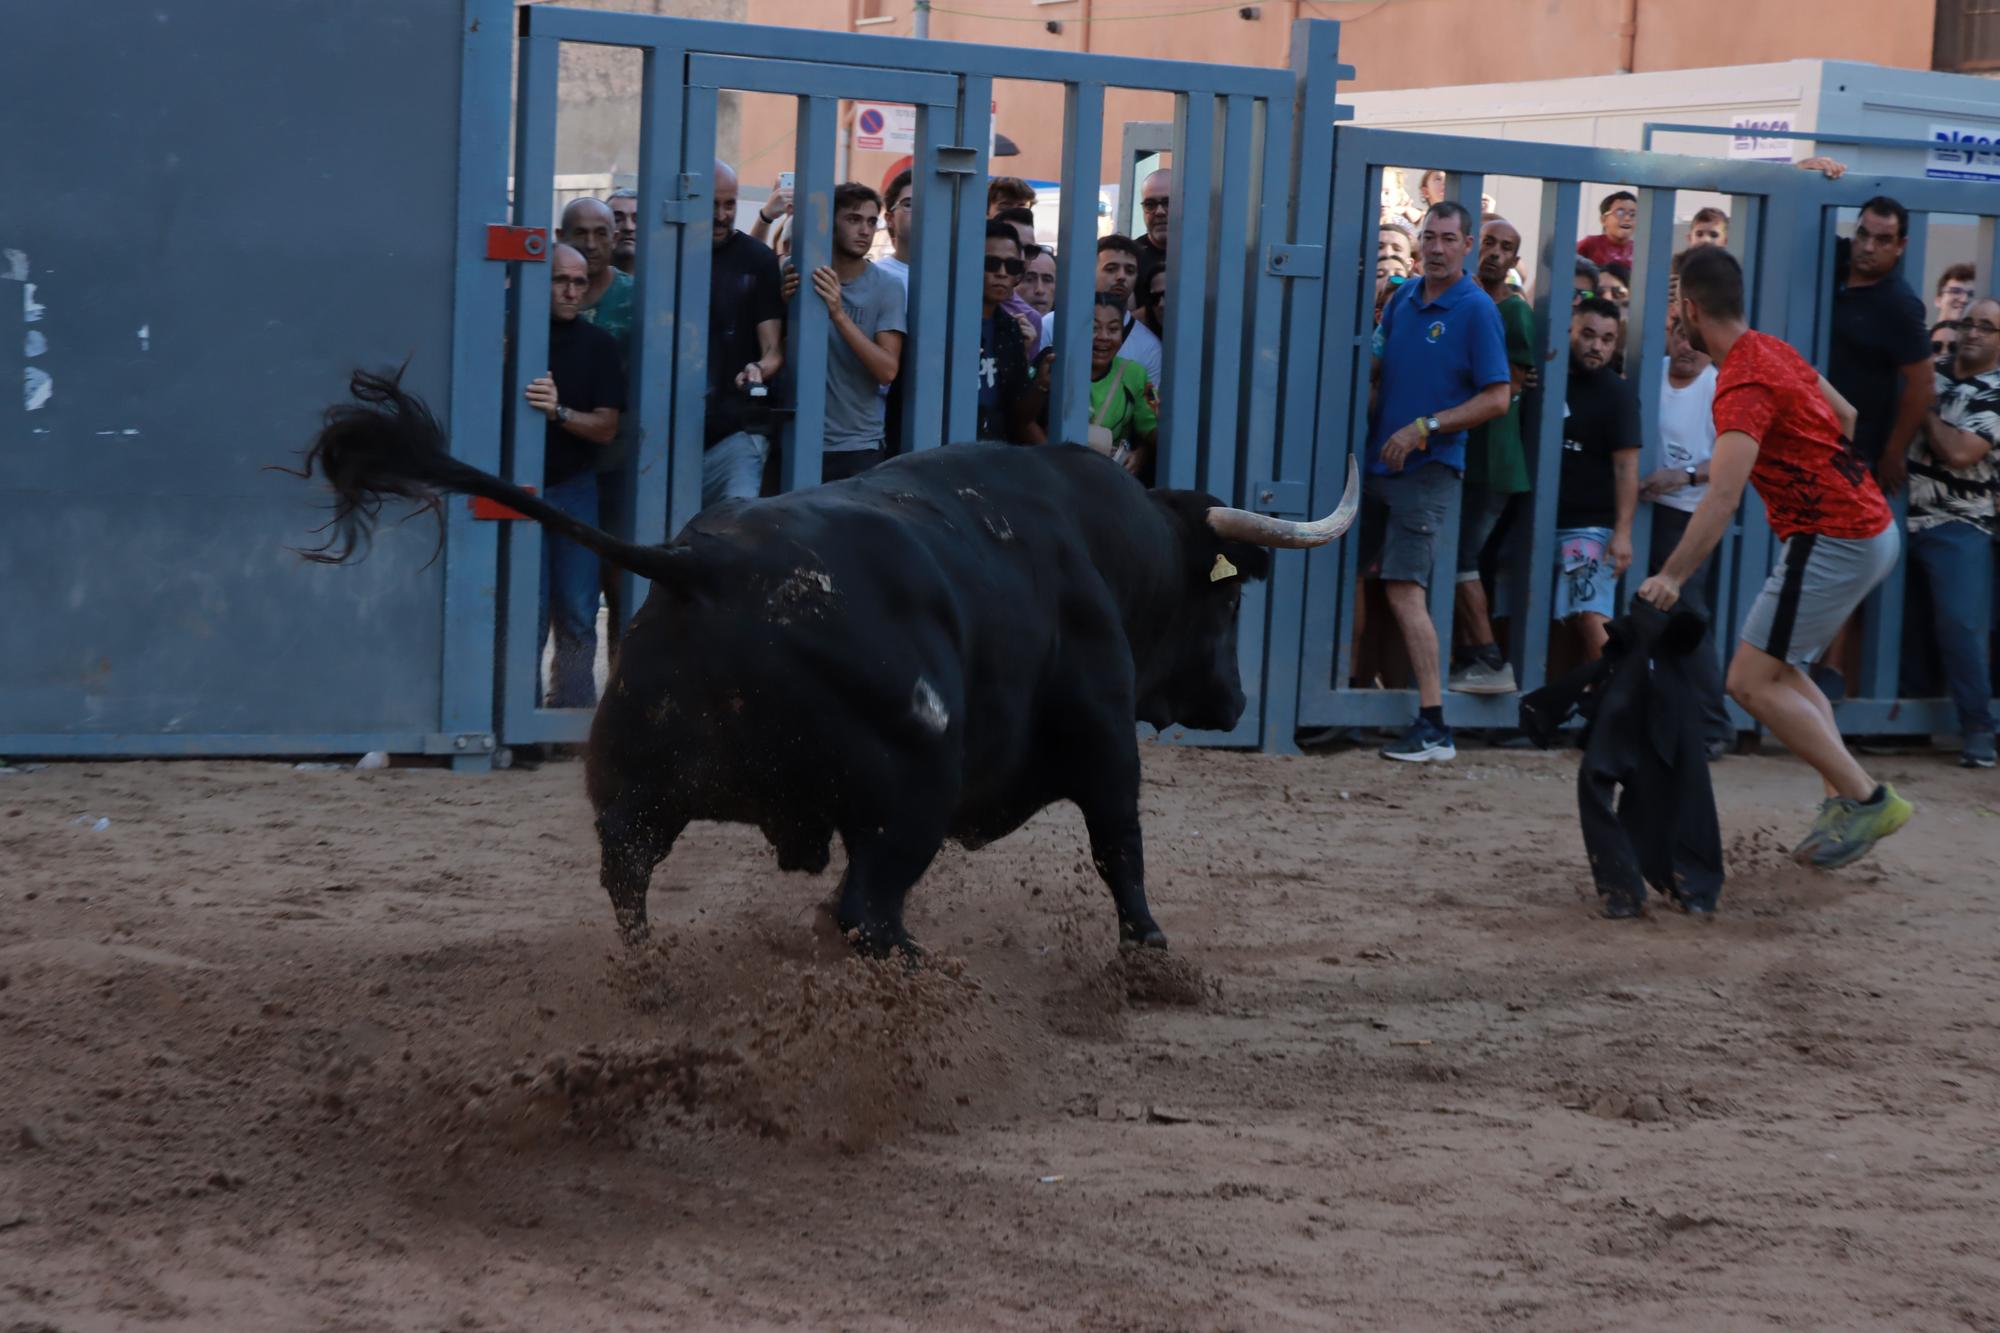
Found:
[487,7,1353,751]
[1280,125,2000,743]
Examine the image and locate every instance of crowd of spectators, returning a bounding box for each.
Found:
[1338,167,1997,768]
[524,156,1996,767]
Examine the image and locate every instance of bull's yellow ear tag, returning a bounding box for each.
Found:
[1210,553,1238,582]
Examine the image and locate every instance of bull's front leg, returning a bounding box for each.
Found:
[1080,796,1167,950]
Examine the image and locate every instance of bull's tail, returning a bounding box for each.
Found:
[286,366,687,584]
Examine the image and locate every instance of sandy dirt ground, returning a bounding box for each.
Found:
[3,744,1999,1331]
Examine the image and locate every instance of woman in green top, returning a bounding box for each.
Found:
[1086,293,1158,481]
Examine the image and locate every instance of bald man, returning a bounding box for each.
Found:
[526,243,625,710]
[559,196,635,352]
[1135,168,1171,277]
[705,160,787,504]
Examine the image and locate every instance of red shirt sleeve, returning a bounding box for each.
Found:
[1711,378,1776,445]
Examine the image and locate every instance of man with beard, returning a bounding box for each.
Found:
[1639,246,1910,870]
[1450,217,1536,695]
[605,188,638,274]
[1553,298,1641,662]
[1134,167,1172,276]
[1830,196,1934,494]
[811,183,906,482]
[702,161,785,505]
[1639,288,1732,757]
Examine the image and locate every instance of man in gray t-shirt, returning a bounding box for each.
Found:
[813,183,908,482]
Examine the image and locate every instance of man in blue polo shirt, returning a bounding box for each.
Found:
[1360,199,1512,762]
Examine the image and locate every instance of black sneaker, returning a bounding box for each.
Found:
[1380,718,1456,763]
[1601,889,1645,920]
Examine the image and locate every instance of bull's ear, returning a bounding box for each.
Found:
[1210,553,1238,582]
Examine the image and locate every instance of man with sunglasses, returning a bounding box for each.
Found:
[1907,298,2000,767]
[1931,319,1960,366]
[1135,168,1172,277]
[992,205,1046,356]
[976,220,1044,443]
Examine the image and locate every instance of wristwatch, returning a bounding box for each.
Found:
[1423,415,1441,436]
[556,404,572,426]
[1683,464,1698,483]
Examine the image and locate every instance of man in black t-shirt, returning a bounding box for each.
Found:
[1829,196,1936,491]
[527,244,625,708]
[1554,297,1641,660]
[705,161,786,505]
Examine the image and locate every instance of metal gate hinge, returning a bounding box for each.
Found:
[1265,244,1323,278]
[486,225,548,262]
[1250,478,1308,516]
[934,146,981,175]
[661,173,708,225]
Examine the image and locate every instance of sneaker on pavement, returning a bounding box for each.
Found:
[1961,731,1997,769]
[1808,784,1914,870]
[1449,660,1518,695]
[1380,718,1455,763]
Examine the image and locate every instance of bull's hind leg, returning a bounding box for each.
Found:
[595,801,686,944]
[832,785,955,957]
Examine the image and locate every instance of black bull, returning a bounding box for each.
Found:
[295,371,1358,954]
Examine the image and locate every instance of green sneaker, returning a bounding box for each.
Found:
[1808,785,1914,870]
[1791,797,1847,863]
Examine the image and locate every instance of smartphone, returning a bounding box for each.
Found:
[777,171,794,191]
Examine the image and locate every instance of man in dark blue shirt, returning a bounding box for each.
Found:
[1359,200,1512,762]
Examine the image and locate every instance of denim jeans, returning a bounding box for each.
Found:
[1907,520,1996,736]
[537,472,601,710]
[702,431,770,507]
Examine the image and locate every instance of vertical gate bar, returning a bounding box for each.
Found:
[441,0,514,769]
[1258,18,1343,750]
[901,100,952,453]
[780,94,837,492]
[1857,211,1926,701]
[1168,89,1264,748]
[1050,80,1106,447]
[1160,91,1217,491]
[1316,159,1379,723]
[668,83,717,534]
[628,45,684,577]
[1422,170,1483,663]
[1513,177,1582,696]
[946,77,994,442]
[502,23,561,738]
[1246,92,1304,750]
[1621,184,1676,612]
[1202,91,1255,502]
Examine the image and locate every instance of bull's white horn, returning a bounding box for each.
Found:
[1204,456,1361,549]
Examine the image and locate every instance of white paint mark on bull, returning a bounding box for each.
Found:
[24,366,52,411]
[955,487,983,500]
[138,324,150,352]
[767,566,837,621]
[1,249,25,282]
[25,329,46,357]
[911,678,949,735]
[23,283,44,323]
[983,513,1014,542]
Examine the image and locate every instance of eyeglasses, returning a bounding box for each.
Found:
[1609,208,1638,222]
[1140,196,1171,214]
[1933,339,1954,354]
[1942,285,1975,300]
[1573,288,1595,303]
[984,255,1026,276]
[1961,320,2000,335]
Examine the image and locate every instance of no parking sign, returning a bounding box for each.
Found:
[852,102,916,153]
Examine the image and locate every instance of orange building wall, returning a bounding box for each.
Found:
[735,0,1938,194]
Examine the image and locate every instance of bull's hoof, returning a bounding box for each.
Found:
[846,921,924,962]
[1118,921,1170,950]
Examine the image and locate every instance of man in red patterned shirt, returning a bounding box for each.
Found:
[1638,246,1912,873]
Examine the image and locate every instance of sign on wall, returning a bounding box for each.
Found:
[1728,113,1795,163]
[852,102,916,154]
[1926,123,2000,183]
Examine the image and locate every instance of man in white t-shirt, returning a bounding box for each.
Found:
[1120,264,1166,386]
[1640,315,1732,755]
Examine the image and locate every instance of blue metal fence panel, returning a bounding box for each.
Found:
[0,0,480,758]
